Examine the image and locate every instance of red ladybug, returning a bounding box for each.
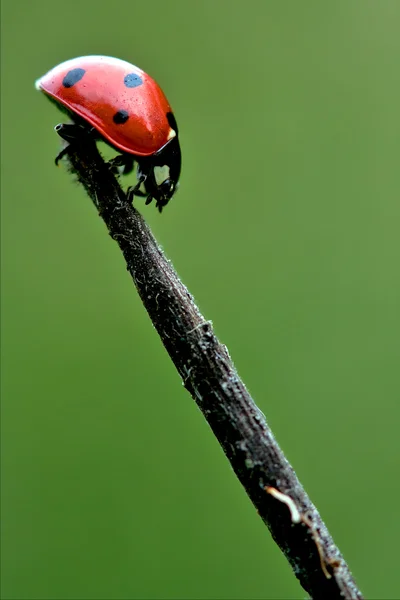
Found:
[35,55,181,212]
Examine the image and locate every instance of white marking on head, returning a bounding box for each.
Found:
[154,165,170,187]
[167,128,176,141]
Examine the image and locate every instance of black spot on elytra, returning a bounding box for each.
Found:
[167,112,178,135]
[113,110,129,124]
[62,68,86,88]
[124,73,143,88]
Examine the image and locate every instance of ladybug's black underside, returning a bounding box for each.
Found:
[49,101,181,212]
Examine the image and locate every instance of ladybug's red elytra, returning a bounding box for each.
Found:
[35,55,181,212]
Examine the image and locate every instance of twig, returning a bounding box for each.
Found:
[60,136,363,599]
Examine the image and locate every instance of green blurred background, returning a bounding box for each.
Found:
[2,1,399,598]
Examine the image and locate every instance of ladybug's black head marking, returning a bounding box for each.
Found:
[62,68,86,88]
[124,73,143,88]
[113,110,130,125]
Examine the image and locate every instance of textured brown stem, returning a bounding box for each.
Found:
[60,137,362,599]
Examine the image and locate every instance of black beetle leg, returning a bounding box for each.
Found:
[108,154,135,175]
[55,145,71,166]
[127,171,148,203]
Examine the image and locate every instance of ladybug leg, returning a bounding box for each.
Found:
[126,163,150,203]
[54,122,94,165]
[132,186,147,198]
[126,187,134,203]
[140,166,159,208]
[54,144,71,165]
[126,179,147,203]
[108,154,135,175]
[135,163,148,195]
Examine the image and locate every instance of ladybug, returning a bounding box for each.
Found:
[35,55,181,212]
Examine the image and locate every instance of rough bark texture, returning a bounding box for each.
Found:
[59,137,363,599]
